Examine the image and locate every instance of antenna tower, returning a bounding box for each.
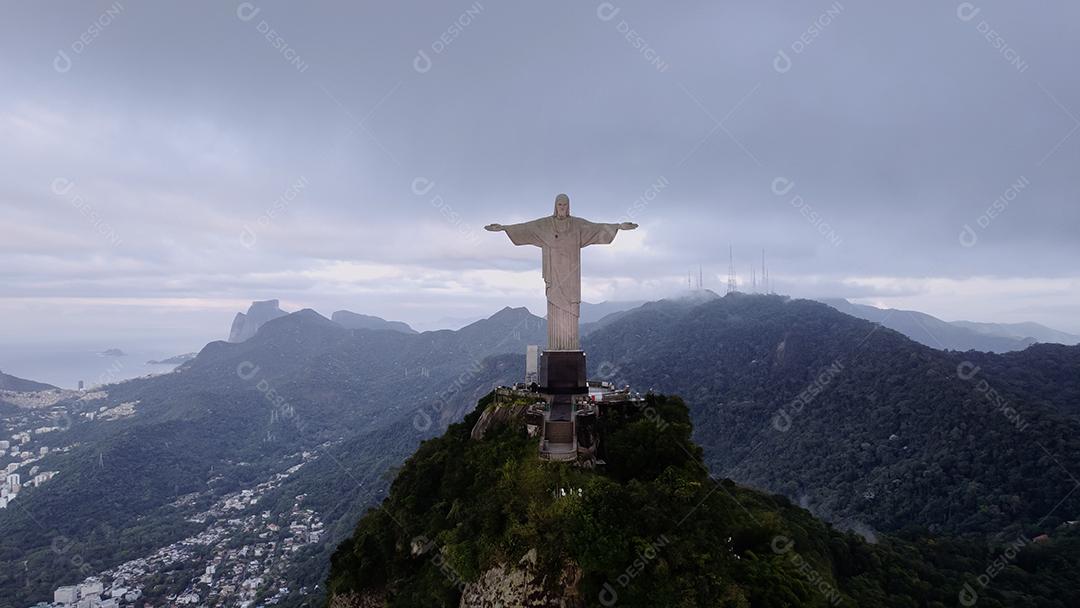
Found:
[727,246,737,294]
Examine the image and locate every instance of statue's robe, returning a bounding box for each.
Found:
[502,215,622,350]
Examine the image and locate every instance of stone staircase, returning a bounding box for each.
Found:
[544,420,574,443]
[540,405,577,461]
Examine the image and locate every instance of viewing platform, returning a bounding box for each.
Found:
[490,380,645,465]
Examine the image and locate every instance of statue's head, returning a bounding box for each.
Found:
[554,193,570,218]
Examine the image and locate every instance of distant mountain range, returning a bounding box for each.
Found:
[582,295,1080,353]
[226,295,1078,355]
[6,293,1080,606]
[820,298,1080,353]
[0,306,543,606]
[227,299,419,343]
[330,310,417,334]
[952,319,1080,344]
[580,299,646,323]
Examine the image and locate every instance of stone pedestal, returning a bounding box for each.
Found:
[539,350,586,395]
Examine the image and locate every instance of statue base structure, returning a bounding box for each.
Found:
[537,350,586,461]
[479,346,643,465]
[538,350,587,396]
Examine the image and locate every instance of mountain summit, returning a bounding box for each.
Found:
[228,299,288,342]
[326,392,1080,607]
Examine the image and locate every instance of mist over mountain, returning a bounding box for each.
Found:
[579,300,646,324]
[818,298,1080,353]
[951,319,1080,346]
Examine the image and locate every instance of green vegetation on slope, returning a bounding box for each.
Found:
[582,294,1080,538]
[327,393,1080,607]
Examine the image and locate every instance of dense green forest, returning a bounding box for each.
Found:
[327,393,1080,607]
[582,294,1080,539]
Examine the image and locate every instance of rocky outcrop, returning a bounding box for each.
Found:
[331,310,417,334]
[470,393,545,440]
[327,589,387,608]
[459,549,584,608]
[228,299,287,342]
[325,551,582,608]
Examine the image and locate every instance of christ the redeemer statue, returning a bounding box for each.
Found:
[485,193,637,351]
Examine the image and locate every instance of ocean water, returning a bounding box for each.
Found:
[0,342,203,390]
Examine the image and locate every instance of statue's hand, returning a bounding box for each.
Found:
[484,223,504,232]
[619,222,638,230]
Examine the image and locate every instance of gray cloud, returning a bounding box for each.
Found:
[2,0,1079,344]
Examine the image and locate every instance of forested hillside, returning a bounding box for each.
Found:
[0,308,540,608]
[583,294,1080,539]
[327,393,1080,607]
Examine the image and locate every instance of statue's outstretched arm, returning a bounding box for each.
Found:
[486,218,546,247]
[579,218,638,247]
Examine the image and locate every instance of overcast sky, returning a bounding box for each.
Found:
[2,0,1079,351]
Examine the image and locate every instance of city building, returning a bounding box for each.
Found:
[525,344,539,384]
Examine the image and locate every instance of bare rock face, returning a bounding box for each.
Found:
[327,590,387,608]
[471,402,526,440]
[228,299,287,342]
[459,549,584,608]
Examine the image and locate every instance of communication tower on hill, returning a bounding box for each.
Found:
[727,246,737,294]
